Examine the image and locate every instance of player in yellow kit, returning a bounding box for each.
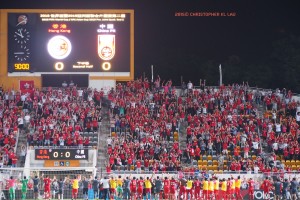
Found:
[214,177,220,200]
[208,178,215,199]
[235,176,242,200]
[202,178,209,200]
[230,177,236,199]
[116,175,123,200]
[71,175,80,200]
[144,176,153,200]
[110,176,117,199]
[220,178,227,200]
[186,177,193,199]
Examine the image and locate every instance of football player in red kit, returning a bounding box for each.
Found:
[248,178,255,200]
[137,177,144,199]
[193,177,201,200]
[130,177,137,200]
[163,176,170,200]
[170,177,178,200]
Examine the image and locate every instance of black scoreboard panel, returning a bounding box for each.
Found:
[8,11,132,74]
[35,148,89,160]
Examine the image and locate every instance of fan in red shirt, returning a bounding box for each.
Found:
[230,161,237,171]
[92,118,98,131]
[136,159,142,173]
[235,161,241,172]
[244,144,250,159]
[68,124,73,133]
[11,155,18,167]
[105,162,112,174]
[222,142,228,155]
[66,136,73,146]
[186,125,192,143]
[77,136,83,148]
[283,148,289,160]
[144,158,150,170]
[74,123,82,131]
[139,148,145,160]
[83,137,89,146]
[127,157,133,170]
[86,120,91,132]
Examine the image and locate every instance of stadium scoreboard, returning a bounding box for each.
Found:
[35,148,89,160]
[6,9,134,79]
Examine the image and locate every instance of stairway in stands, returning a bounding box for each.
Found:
[179,120,188,166]
[96,99,111,172]
[16,129,27,167]
[255,102,269,153]
[178,96,189,166]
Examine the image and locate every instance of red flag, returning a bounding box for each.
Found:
[20,80,34,90]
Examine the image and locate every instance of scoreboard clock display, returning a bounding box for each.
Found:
[7,10,134,79]
[35,148,89,160]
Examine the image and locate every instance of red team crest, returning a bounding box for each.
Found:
[98,35,115,60]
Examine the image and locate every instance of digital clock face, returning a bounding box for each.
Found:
[35,149,89,160]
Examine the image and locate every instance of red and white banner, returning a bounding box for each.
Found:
[20,80,34,98]
[19,80,34,90]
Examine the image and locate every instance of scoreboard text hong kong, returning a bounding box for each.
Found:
[7,10,133,75]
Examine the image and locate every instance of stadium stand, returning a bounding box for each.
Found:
[1,80,300,199]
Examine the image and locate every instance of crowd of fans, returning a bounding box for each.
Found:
[106,76,182,172]
[0,87,20,167]
[21,86,104,147]
[0,85,105,167]
[179,82,300,174]
[105,77,300,175]
[182,82,264,172]
[1,76,300,174]
[262,89,300,159]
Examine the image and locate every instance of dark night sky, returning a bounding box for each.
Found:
[2,0,300,86]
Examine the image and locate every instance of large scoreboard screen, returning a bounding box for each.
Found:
[7,10,134,79]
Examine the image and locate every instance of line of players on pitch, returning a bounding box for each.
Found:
[92,174,253,200]
[6,173,294,200]
[129,175,252,200]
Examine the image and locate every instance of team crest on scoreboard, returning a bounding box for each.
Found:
[98,35,115,60]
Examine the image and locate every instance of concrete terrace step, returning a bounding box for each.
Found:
[16,129,27,167]
[96,99,111,168]
[178,120,188,151]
